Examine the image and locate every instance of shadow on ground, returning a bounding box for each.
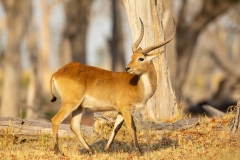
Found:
[78,138,178,154]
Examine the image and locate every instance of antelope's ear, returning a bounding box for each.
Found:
[133,47,142,54]
[136,47,142,52]
[146,50,164,60]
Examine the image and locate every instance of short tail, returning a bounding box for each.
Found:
[50,75,57,102]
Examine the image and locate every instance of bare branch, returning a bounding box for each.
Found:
[190,0,240,33]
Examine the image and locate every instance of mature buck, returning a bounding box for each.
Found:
[50,18,176,154]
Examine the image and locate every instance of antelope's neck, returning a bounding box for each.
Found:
[140,63,157,101]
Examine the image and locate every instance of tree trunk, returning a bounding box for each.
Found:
[108,0,126,71]
[123,0,178,121]
[0,0,31,117]
[25,21,39,119]
[58,38,72,67]
[162,0,177,89]
[37,0,52,94]
[63,0,93,64]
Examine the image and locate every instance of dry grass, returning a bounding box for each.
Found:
[0,112,240,160]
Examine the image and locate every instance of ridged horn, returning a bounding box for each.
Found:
[132,18,144,53]
[141,17,176,55]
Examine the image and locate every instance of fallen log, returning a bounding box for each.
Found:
[137,118,200,130]
[202,105,225,118]
[0,117,93,138]
[0,116,200,139]
[95,112,200,131]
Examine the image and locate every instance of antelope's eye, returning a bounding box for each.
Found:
[138,58,144,61]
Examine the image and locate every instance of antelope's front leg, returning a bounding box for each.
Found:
[121,109,143,154]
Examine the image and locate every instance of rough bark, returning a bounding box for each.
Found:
[123,0,178,121]
[162,0,177,89]
[108,0,126,71]
[0,0,31,117]
[63,0,93,63]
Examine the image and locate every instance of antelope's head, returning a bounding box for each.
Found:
[126,18,176,75]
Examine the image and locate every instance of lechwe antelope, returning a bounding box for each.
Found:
[50,18,176,154]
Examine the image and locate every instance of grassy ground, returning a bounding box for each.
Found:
[0,112,240,160]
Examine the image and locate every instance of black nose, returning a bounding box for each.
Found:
[125,66,130,72]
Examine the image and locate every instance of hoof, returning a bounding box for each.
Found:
[54,145,61,154]
[88,148,94,155]
[105,147,110,153]
[79,147,94,155]
[54,151,65,156]
[138,148,143,155]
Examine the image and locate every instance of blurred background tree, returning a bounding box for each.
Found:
[108,0,125,71]
[0,0,31,117]
[174,0,240,114]
[0,0,240,121]
[62,0,93,64]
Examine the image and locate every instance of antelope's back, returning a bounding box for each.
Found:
[52,62,140,102]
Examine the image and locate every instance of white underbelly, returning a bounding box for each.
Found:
[81,96,118,112]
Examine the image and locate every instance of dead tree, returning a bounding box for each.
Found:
[229,100,240,134]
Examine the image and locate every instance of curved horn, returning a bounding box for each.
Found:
[141,17,176,55]
[132,18,144,53]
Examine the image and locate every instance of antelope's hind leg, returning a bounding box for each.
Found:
[52,103,77,154]
[71,108,94,154]
[105,113,124,152]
